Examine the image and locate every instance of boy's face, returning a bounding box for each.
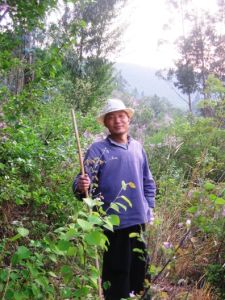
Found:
[104,110,130,136]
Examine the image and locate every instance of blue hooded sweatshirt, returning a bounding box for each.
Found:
[73,136,156,229]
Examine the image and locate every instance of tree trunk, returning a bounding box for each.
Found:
[188,93,192,114]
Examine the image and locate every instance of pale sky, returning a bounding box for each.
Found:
[115,0,219,69]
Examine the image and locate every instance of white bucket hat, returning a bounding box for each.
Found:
[97,98,134,125]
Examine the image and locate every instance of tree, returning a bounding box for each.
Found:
[71,0,126,60]
[199,75,225,120]
[0,0,58,94]
[45,0,126,111]
[159,1,225,113]
[1,0,126,111]
[62,54,115,111]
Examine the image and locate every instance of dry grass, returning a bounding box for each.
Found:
[189,285,217,300]
[145,186,224,300]
[149,281,216,300]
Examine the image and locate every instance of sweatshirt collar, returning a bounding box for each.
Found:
[107,135,131,149]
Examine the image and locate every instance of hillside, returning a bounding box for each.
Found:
[115,63,186,109]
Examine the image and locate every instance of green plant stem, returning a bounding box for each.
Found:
[2,263,12,300]
[105,185,126,214]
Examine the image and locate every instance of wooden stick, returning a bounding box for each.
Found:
[71,109,85,177]
[71,109,103,299]
[71,109,89,198]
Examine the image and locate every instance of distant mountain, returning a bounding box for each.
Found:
[115,63,186,109]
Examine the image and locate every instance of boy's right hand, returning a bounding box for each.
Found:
[77,174,91,194]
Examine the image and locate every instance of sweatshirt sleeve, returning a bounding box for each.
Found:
[72,145,101,198]
[142,148,156,208]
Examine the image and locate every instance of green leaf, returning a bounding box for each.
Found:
[204,182,215,191]
[110,203,120,212]
[133,248,144,254]
[13,246,31,263]
[0,163,5,170]
[65,228,77,240]
[17,227,29,237]
[48,271,58,278]
[129,232,139,238]
[6,290,15,299]
[121,180,127,190]
[49,254,57,263]
[103,222,113,231]
[128,182,136,189]
[88,215,103,225]
[54,227,65,233]
[83,197,94,208]
[149,264,160,275]
[67,246,77,256]
[73,286,89,297]
[27,263,39,277]
[77,219,93,231]
[187,206,197,213]
[215,197,225,205]
[14,291,28,300]
[9,233,21,242]
[10,227,29,242]
[31,284,41,298]
[209,194,217,201]
[107,214,120,226]
[120,195,132,207]
[34,276,49,288]
[10,272,19,281]
[80,20,86,28]
[17,246,31,259]
[0,270,7,281]
[57,240,72,251]
[85,230,106,246]
[116,202,127,211]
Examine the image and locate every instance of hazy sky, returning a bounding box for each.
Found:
[115,0,218,69]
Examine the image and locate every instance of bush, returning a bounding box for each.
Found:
[206,264,225,299]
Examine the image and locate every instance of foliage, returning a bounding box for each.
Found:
[141,78,225,299]
[0,0,124,109]
[1,0,57,31]
[70,0,126,58]
[1,0,225,299]
[129,95,181,142]
[159,0,225,112]
[62,55,115,111]
[47,0,126,111]
[0,93,114,299]
[145,115,225,183]
[0,1,127,298]
[206,264,225,299]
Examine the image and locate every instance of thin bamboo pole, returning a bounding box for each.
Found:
[71,110,84,174]
[71,109,103,300]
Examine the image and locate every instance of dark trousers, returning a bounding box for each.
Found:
[102,224,148,300]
